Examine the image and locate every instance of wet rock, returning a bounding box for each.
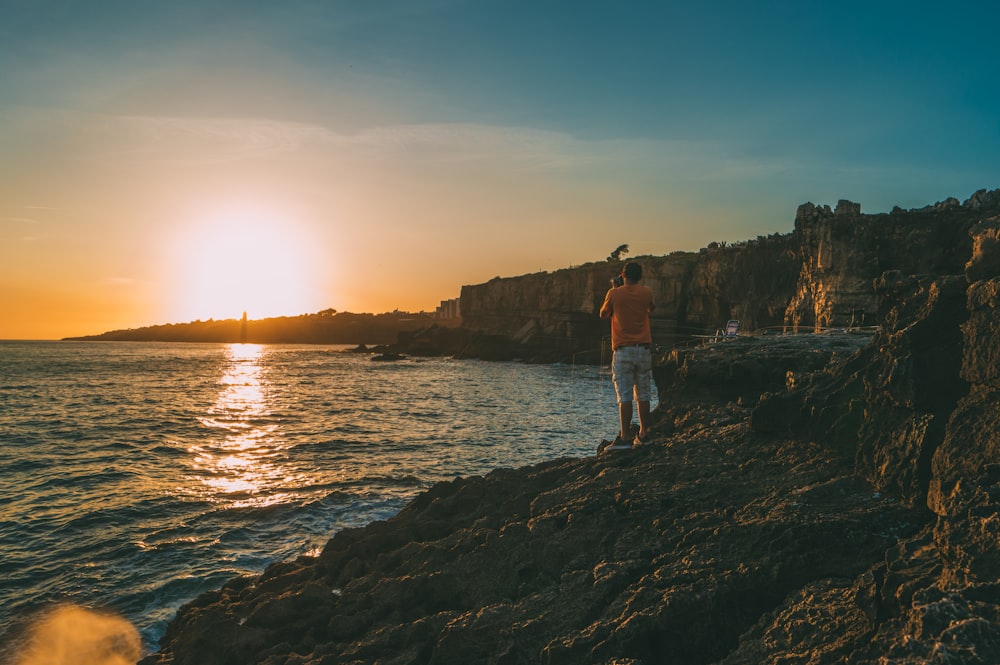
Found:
[370,352,406,361]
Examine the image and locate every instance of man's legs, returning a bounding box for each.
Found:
[634,348,653,442]
[612,349,638,443]
[636,399,651,441]
[618,400,634,440]
[613,346,652,442]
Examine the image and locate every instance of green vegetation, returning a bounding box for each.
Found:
[607,243,629,262]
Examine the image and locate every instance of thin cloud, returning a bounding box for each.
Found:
[347,123,593,169]
[92,115,333,164]
[92,114,592,169]
[69,112,800,195]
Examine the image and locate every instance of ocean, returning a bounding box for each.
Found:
[0,341,641,652]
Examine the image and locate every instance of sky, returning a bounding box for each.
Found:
[2,0,998,339]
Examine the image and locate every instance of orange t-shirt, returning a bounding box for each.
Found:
[600,284,655,347]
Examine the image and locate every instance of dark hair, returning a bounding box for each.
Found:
[623,262,643,282]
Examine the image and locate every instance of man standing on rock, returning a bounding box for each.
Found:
[600,261,655,449]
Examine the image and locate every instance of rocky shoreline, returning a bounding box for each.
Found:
[139,216,1000,664]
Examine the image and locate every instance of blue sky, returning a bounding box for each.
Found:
[2,0,998,337]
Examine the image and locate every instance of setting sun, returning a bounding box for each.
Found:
[165,204,326,322]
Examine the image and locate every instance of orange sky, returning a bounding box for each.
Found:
[1,113,750,339]
[3,3,997,339]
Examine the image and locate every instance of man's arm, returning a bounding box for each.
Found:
[599,290,614,319]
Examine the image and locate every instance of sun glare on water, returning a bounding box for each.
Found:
[166,204,325,322]
[189,343,303,508]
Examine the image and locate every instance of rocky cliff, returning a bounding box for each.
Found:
[457,190,1000,356]
[138,192,1000,664]
[395,235,798,364]
[459,235,799,354]
[784,191,1000,331]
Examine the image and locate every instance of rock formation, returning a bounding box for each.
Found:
[140,191,1000,664]
[454,190,1000,361]
[784,194,988,332]
[727,214,1000,664]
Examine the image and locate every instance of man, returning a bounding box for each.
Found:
[599,261,655,448]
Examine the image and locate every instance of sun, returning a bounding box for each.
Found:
[165,204,325,322]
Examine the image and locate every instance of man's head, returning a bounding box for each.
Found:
[623,262,643,283]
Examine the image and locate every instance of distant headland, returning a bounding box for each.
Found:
[62,309,460,346]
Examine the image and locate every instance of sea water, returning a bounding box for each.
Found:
[0,341,645,651]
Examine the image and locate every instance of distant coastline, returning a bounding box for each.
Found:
[62,310,460,346]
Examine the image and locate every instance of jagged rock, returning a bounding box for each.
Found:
[935,197,962,210]
[654,332,869,410]
[966,217,1000,283]
[755,274,969,507]
[961,278,1000,387]
[784,199,982,332]
[835,199,861,216]
[964,188,1000,210]
[796,202,834,222]
[736,221,1000,664]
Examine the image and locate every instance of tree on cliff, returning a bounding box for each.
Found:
[607,243,629,262]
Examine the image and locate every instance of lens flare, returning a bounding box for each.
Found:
[11,605,141,665]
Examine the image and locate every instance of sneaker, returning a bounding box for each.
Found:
[600,436,634,455]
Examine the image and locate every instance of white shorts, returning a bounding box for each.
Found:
[612,345,652,403]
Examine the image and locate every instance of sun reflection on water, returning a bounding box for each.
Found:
[189,343,302,507]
